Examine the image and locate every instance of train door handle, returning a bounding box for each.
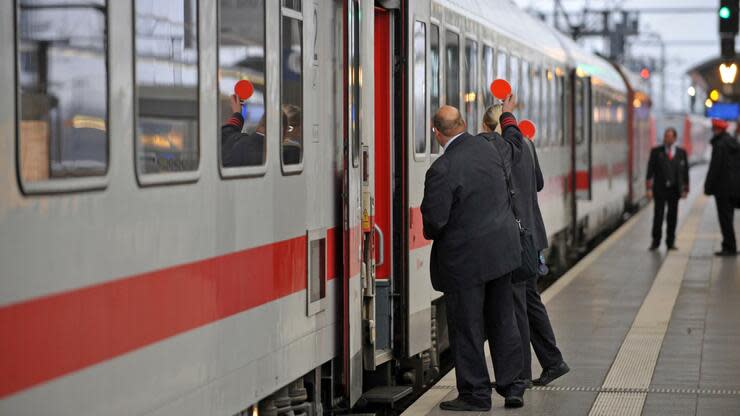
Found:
[373,224,385,267]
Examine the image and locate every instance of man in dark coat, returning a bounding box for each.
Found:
[479,100,569,389]
[704,118,740,256]
[421,105,524,411]
[221,94,268,167]
[646,127,689,250]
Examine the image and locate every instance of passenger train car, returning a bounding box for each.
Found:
[0,1,654,415]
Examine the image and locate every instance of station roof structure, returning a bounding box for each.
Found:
[687,53,740,102]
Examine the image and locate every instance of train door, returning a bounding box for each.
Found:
[573,74,593,201]
[361,5,394,371]
[405,0,433,358]
[343,0,364,405]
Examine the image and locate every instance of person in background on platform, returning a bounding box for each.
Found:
[421,105,525,411]
[646,127,689,251]
[479,99,570,390]
[704,118,740,256]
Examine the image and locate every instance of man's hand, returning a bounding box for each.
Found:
[681,191,688,199]
[503,94,517,114]
[646,190,653,200]
[230,94,242,114]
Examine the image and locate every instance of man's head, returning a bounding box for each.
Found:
[432,106,466,147]
[482,104,503,134]
[663,127,677,147]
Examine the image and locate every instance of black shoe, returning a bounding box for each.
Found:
[715,250,738,257]
[533,362,570,386]
[667,245,678,251]
[504,396,524,408]
[439,398,491,412]
[490,379,533,390]
[649,243,659,251]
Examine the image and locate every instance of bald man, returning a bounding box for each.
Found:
[421,106,525,411]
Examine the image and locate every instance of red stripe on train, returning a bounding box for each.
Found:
[0,229,338,398]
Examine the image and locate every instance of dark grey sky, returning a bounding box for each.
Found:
[513,0,731,112]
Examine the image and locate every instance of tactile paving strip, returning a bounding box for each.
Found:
[531,385,740,396]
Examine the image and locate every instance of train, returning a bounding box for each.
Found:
[0,0,711,415]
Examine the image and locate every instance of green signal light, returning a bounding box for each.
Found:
[720,6,731,19]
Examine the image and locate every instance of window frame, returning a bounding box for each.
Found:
[412,19,428,161]
[15,0,111,194]
[217,0,269,179]
[133,0,202,187]
[279,4,305,175]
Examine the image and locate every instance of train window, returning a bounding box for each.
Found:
[413,21,426,157]
[445,30,460,108]
[16,0,109,190]
[307,228,327,315]
[350,0,360,168]
[544,68,550,145]
[556,74,564,145]
[463,39,478,132]
[482,45,495,110]
[575,77,584,145]
[520,60,529,120]
[509,56,519,113]
[497,50,508,80]
[134,0,199,182]
[531,65,541,145]
[430,24,440,155]
[281,3,304,171]
[282,0,301,12]
[218,0,267,172]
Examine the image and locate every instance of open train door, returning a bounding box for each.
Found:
[573,74,593,200]
[403,0,434,359]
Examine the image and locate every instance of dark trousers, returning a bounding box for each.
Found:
[716,196,737,252]
[652,194,679,246]
[513,278,564,380]
[483,274,525,396]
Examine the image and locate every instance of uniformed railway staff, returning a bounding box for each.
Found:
[704,118,740,256]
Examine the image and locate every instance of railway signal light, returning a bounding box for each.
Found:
[640,68,650,79]
[706,98,714,108]
[710,89,721,101]
[719,1,739,35]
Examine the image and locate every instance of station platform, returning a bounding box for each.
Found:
[403,166,740,416]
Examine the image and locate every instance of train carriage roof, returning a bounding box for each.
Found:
[435,0,627,93]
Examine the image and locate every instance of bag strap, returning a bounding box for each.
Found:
[496,140,523,231]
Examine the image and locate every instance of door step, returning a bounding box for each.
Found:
[360,386,413,405]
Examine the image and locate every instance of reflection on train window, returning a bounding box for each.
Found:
[430,24,440,154]
[464,39,478,132]
[281,8,303,168]
[350,0,360,168]
[575,77,584,145]
[413,21,427,156]
[482,45,495,109]
[218,0,266,168]
[445,30,460,108]
[16,0,108,183]
[555,74,564,145]
[134,0,199,175]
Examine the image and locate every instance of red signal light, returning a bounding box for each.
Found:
[640,68,650,79]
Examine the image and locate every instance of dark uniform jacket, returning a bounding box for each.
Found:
[480,112,548,251]
[421,132,521,293]
[221,112,265,167]
[646,144,689,198]
[705,132,740,198]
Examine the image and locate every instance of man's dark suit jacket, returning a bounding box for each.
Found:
[481,115,548,251]
[421,132,521,293]
[222,112,265,167]
[646,144,689,198]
